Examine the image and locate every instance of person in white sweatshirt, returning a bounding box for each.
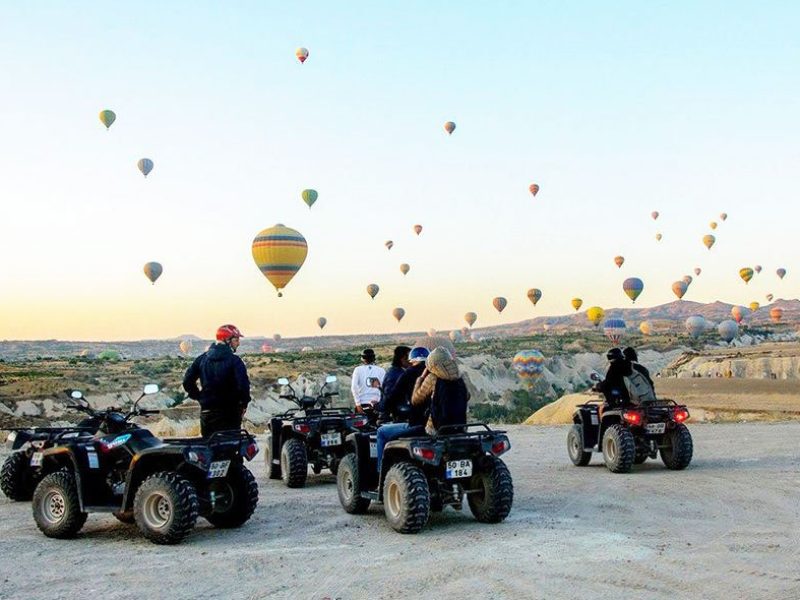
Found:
[350,348,386,413]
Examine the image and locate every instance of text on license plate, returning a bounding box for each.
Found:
[369,442,377,458]
[320,432,341,447]
[30,452,43,467]
[208,460,231,478]
[446,459,472,479]
[645,422,666,434]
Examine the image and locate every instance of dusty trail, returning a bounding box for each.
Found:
[0,422,799,600]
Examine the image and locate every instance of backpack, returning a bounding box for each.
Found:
[430,378,469,429]
[624,366,656,404]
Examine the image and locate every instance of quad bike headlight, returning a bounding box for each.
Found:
[5,431,17,446]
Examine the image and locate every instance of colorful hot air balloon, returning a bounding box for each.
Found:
[718,320,739,343]
[317,317,327,330]
[672,280,688,300]
[622,277,644,303]
[603,318,626,345]
[682,275,693,286]
[527,288,542,306]
[251,224,308,297]
[529,183,540,197]
[639,321,652,336]
[754,265,762,274]
[99,109,116,130]
[703,235,715,250]
[261,343,273,353]
[571,298,583,311]
[143,262,162,284]
[444,121,456,135]
[586,306,605,327]
[492,297,507,313]
[179,340,192,354]
[449,330,462,343]
[655,233,663,242]
[731,306,745,324]
[464,312,477,327]
[777,268,787,279]
[273,334,282,342]
[413,224,422,236]
[651,211,659,220]
[138,158,154,177]
[392,307,405,322]
[694,267,702,276]
[400,263,410,275]
[685,316,706,339]
[749,302,760,313]
[614,256,625,268]
[301,189,318,208]
[709,221,717,230]
[366,284,379,299]
[296,47,309,63]
[739,268,754,284]
[770,307,783,323]
[767,293,774,302]
[719,212,728,221]
[512,350,545,382]
[385,240,393,250]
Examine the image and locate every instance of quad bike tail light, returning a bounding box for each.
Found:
[412,446,436,462]
[490,439,510,456]
[351,416,368,428]
[243,441,259,461]
[293,422,311,434]
[673,408,689,423]
[185,449,210,468]
[622,410,643,426]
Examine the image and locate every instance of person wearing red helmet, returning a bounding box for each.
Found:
[183,324,251,437]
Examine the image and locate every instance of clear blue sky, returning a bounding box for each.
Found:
[1,1,798,340]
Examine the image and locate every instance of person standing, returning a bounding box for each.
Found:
[350,348,386,413]
[183,324,251,438]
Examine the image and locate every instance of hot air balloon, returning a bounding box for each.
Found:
[492,297,507,313]
[694,267,702,276]
[731,306,745,324]
[273,334,282,342]
[529,183,540,197]
[392,307,405,322]
[614,256,625,268]
[366,284,379,299]
[413,224,422,235]
[571,298,583,312]
[464,312,477,327]
[444,121,456,135]
[651,211,659,220]
[603,318,626,345]
[317,317,327,330]
[685,316,706,339]
[655,233,663,242]
[512,350,545,382]
[301,189,318,208]
[261,343,273,353]
[251,224,308,297]
[777,268,787,280]
[749,302,760,312]
[770,307,783,323]
[527,288,542,306]
[622,277,644,303]
[400,263,410,275]
[709,221,717,230]
[672,281,688,300]
[703,235,715,250]
[296,47,309,63]
[427,328,437,337]
[682,275,693,285]
[639,321,652,335]
[767,293,774,302]
[385,240,393,250]
[718,320,739,343]
[301,346,314,352]
[99,109,116,130]
[586,306,605,327]
[719,212,728,221]
[460,326,470,338]
[449,330,462,343]
[143,262,163,284]
[138,158,154,178]
[179,340,192,354]
[754,265,762,274]
[739,268,754,284]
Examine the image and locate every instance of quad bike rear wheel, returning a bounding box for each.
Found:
[32,471,87,538]
[467,456,514,524]
[133,471,198,545]
[264,432,281,480]
[337,453,370,514]
[602,425,636,473]
[660,424,693,470]
[383,462,430,534]
[1,452,40,501]
[567,425,592,466]
[280,438,308,488]
[205,464,258,528]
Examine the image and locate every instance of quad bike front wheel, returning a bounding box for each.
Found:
[32,471,87,538]
[468,456,514,524]
[336,453,370,514]
[383,462,430,534]
[660,424,693,470]
[567,425,592,466]
[134,471,198,545]
[602,425,636,473]
[205,464,259,528]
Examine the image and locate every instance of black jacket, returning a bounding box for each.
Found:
[382,362,427,426]
[596,360,632,407]
[381,365,405,402]
[183,343,251,413]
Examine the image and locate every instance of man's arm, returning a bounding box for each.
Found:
[182,357,202,400]
[234,358,251,409]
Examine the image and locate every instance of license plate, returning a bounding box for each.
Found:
[208,460,231,478]
[446,459,472,479]
[645,422,666,434]
[369,442,377,458]
[590,415,599,425]
[30,452,43,467]
[320,432,341,447]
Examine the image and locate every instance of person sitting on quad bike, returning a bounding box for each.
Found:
[183,324,251,438]
[381,345,411,401]
[594,348,632,412]
[350,348,386,414]
[623,347,655,388]
[411,347,470,436]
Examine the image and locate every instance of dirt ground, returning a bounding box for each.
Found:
[656,378,800,414]
[1,423,799,600]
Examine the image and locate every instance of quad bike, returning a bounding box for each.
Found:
[337,423,513,534]
[568,375,693,473]
[265,375,369,487]
[30,384,259,544]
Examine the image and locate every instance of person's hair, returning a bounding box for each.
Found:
[623,347,638,362]
[361,348,376,363]
[391,345,411,368]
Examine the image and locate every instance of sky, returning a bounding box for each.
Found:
[1,1,798,341]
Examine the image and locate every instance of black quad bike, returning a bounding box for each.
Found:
[30,384,259,544]
[337,423,513,534]
[568,390,694,473]
[265,375,369,488]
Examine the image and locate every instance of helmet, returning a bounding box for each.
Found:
[623,347,638,362]
[216,324,244,342]
[409,347,430,362]
[606,348,624,362]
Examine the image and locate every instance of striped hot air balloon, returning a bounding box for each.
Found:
[739,267,754,284]
[366,284,379,299]
[622,277,644,303]
[301,189,318,208]
[672,281,688,300]
[512,350,545,383]
[138,158,154,177]
[492,297,507,313]
[527,288,542,306]
[251,224,308,297]
[464,312,477,327]
[99,109,116,130]
[603,318,626,345]
[143,262,162,284]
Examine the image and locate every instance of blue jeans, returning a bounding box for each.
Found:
[376,423,411,474]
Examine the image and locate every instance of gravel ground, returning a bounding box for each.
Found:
[1,422,799,600]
